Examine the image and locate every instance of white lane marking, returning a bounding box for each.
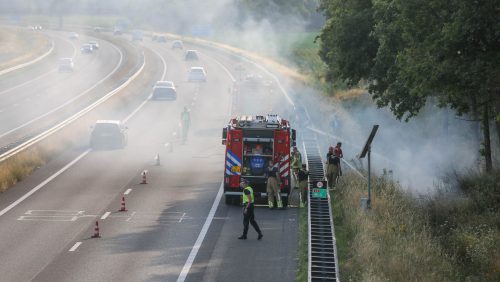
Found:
[199,52,235,82]
[0,39,54,77]
[124,188,132,195]
[147,46,168,80]
[101,212,111,220]
[0,43,123,139]
[178,212,186,223]
[0,149,90,217]
[177,182,223,282]
[69,242,82,252]
[0,70,55,97]
[126,211,137,222]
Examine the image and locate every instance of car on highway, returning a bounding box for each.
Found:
[113,28,122,35]
[185,50,199,61]
[94,26,103,32]
[171,40,184,49]
[157,35,167,43]
[58,58,74,72]
[90,120,127,149]
[188,67,207,82]
[68,32,79,39]
[154,80,175,88]
[80,44,93,54]
[152,86,177,101]
[89,41,99,50]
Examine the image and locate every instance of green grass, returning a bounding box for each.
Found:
[296,205,308,281]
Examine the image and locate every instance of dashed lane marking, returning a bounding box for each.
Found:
[124,188,132,195]
[69,242,82,252]
[101,212,111,220]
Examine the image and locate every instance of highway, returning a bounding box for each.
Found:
[0,29,299,282]
[0,30,129,152]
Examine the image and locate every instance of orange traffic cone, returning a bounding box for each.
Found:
[91,220,101,238]
[141,170,147,184]
[119,196,128,212]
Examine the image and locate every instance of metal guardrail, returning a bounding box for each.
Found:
[303,132,339,282]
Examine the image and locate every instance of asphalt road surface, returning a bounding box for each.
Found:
[0,32,300,282]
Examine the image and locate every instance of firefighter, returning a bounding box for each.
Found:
[266,160,282,209]
[334,142,343,176]
[326,146,340,189]
[180,107,190,143]
[238,178,263,240]
[291,146,302,188]
[297,164,309,207]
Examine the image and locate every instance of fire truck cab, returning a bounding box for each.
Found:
[222,114,296,206]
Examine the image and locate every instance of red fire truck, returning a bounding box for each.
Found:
[222,114,296,206]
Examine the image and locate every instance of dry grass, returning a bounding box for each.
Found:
[0,27,50,70]
[334,173,457,281]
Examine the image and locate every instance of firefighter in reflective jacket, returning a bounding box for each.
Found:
[238,179,263,240]
[291,147,302,187]
[266,160,282,209]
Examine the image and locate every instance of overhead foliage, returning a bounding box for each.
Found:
[318,0,499,170]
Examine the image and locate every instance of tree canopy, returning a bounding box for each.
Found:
[318,0,499,170]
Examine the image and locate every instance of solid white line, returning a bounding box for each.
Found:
[0,39,54,76]
[69,242,82,252]
[100,212,111,220]
[0,149,90,217]
[124,189,132,195]
[177,182,223,282]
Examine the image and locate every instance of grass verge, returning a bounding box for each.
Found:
[333,171,500,281]
[296,204,308,281]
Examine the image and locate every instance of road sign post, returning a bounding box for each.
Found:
[358,125,379,209]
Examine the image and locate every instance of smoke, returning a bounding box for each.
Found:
[0,0,482,194]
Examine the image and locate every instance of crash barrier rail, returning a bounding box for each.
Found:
[0,50,145,163]
[303,134,339,282]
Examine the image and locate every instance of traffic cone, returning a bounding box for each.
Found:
[91,220,101,238]
[141,170,147,184]
[155,153,160,166]
[119,196,128,212]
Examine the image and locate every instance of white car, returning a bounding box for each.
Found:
[152,86,177,100]
[58,58,74,72]
[188,67,207,82]
[68,32,79,39]
[80,44,93,54]
[89,41,99,50]
[154,80,175,88]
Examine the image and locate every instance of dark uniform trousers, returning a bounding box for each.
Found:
[243,203,261,236]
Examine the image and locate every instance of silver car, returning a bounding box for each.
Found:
[188,67,207,82]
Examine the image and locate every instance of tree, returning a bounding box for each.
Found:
[317,0,500,171]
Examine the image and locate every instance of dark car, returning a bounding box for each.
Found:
[171,40,184,49]
[157,35,167,43]
[185,50,199,61]
[90,120,127,149]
